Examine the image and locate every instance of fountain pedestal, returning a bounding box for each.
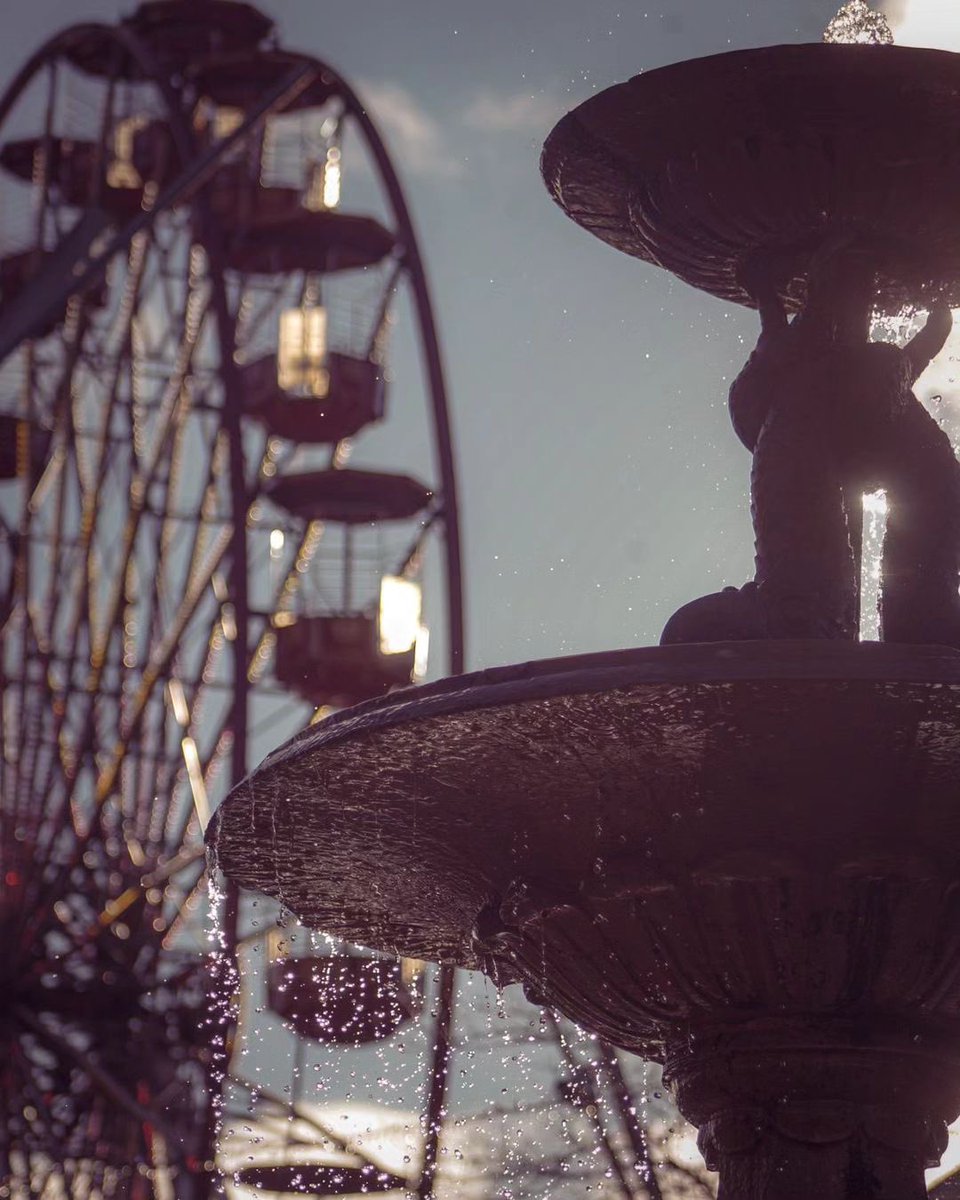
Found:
[669,1024,956,1199]
[212,641,960,1197]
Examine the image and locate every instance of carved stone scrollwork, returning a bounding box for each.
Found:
[470,863,960,1061]
[666,1030,959,1200]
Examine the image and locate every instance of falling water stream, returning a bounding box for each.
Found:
[823,0,894,44]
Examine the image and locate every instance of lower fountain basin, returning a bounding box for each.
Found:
[211,640,960,1054]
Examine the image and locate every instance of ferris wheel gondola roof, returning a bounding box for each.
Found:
[242,352,386,445]
[62,1,274,81]
[223,210,396,275]
[189,49,339,112]
[233,1162,408,1195]
[266,954,421,1045]
[0,130,176,217]
[265,468,433,525]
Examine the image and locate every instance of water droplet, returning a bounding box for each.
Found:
[823,0,894,44]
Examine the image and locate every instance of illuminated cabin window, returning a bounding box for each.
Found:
[379,575,429,678]
[107,115,149,189]
[277,307,329,398]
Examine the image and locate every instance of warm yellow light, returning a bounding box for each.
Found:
[277,307,329,398]
[108,115,148,189]
[414,625,430,680]
[220,601,238,642]
[323,146,342,208]
[214,105,245,140]
[181,735,210,829]
[166,678,190,727]
[305,145,342,211]
[401,957,426,986]
[379,576,422,655]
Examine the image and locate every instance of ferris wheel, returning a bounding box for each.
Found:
[0,5,725,1199]
[0,2,462,1195]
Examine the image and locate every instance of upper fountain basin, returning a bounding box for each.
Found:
[542,44,960,312]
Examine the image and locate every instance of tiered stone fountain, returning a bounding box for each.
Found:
[211,7,960,1196]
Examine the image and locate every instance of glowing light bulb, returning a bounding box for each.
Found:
[213,105,245,140]
[322,146,342,208]
[305,144,342,210]
[166,678,190,727]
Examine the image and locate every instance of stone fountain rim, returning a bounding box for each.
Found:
[238,639,960,784]
[210,638,960,1018]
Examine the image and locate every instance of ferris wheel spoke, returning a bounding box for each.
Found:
[18,238,156,825]
[149,437,309,849]
[27,526,233,929]
[19,270,219,936]
[9,300,103,819]
[36,292,211,834]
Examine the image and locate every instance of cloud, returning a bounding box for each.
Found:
[462,91,567,135]
[881,0,960,50]
[357,81,463,178]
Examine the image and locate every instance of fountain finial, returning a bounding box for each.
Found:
[823,0,894,44]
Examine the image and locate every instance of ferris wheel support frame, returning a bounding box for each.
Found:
[0,26,467,1197]
[0,27,311,1191]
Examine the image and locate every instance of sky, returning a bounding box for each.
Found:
[0,0,868,681]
